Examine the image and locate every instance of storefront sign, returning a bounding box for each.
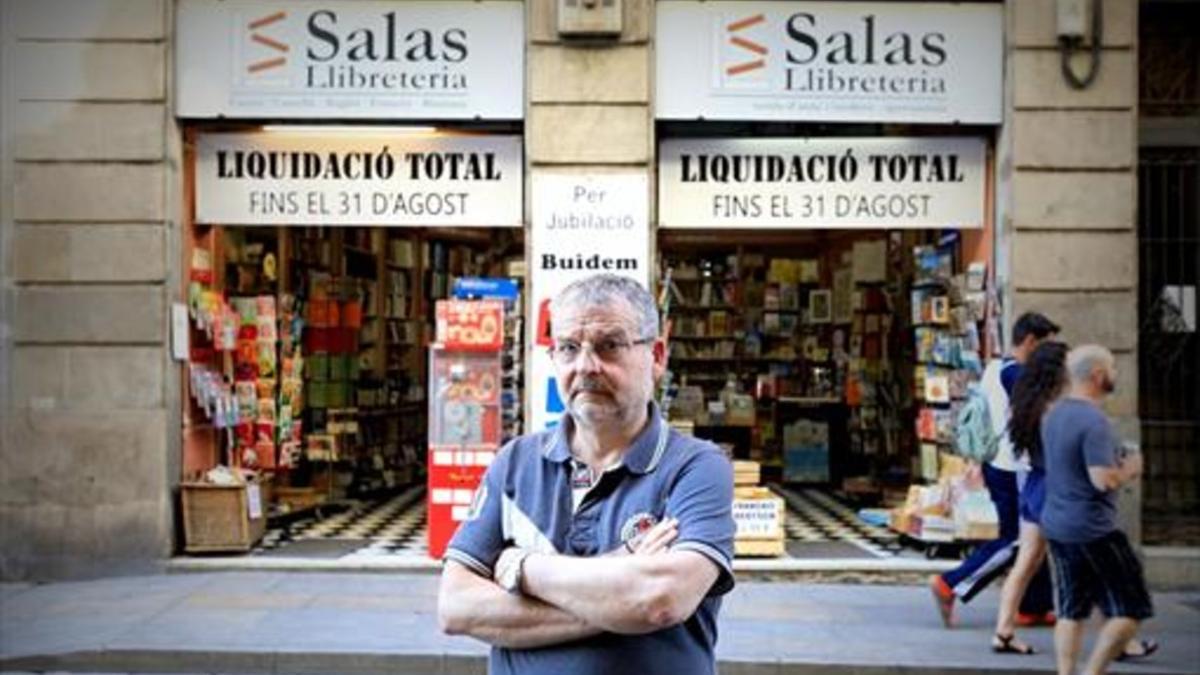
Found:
[176,0,523,119]
[529,173,652,431]
[656,1,1002,124]
[194,131,522,226]
[659,137,987,229]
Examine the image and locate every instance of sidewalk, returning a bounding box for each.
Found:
[2,571,1197,674]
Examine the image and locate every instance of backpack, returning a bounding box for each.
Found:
[955,382,999,463]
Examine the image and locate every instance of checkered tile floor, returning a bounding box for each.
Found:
[254,485,429,558]
[251,484,904,560]
[773,485,905,558]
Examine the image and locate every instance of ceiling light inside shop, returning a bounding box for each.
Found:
[260,125,438,135]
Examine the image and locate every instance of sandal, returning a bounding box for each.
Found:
[1117,638,1159,661]
[992,633,1036,655]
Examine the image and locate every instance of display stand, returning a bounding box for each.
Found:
[426,299,505,559]
[451,276,525,443]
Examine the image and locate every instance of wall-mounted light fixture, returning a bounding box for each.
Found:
[1056,0,1103,89]
[558,0,623,38]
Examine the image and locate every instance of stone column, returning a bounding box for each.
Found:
[528,0,652,167]
[0,0,174,579]
[524,0,655,422]
[1004,0,1141,540]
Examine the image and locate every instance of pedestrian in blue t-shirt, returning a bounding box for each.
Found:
[1042,345,1155,675]
[438,274,736,675]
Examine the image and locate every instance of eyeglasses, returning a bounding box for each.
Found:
[550,337,655,365]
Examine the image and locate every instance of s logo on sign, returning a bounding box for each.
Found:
[238,10,292,86]
[718,13,770,90]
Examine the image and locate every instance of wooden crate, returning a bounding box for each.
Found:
[734,486,774,500]
[274,486,326,514]
[735,537,786,558]
[180,482,268,553]
[732,460,761,486]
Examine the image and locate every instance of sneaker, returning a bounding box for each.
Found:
[1016,611,1057,627]
[929,575,956,628]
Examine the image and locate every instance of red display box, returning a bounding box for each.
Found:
[427,300,504,560]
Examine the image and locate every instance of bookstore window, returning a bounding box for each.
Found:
[178,126,525,554]
[656,124,998,554]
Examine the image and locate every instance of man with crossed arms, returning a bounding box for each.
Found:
[438,274,736,674]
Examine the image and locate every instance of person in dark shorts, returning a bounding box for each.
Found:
[1041,345,1155,675]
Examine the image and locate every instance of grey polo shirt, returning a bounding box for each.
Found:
[445,404,736,675]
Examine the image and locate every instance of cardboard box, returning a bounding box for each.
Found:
[913,514,956,543]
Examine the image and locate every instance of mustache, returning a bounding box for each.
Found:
[571,377,610,395]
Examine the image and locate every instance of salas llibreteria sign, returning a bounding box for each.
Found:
[656,1,1002,124]
[529,173,651,431]
[659,137,987,229]
[176,0,523,119]
[195,131,522,227]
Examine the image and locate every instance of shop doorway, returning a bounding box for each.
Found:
[1137,148,1200,546]
[1137,1,1200,546]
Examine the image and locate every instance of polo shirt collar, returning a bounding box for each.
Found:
[542,402,669,475]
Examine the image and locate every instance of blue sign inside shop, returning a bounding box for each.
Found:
[452,277,520,303]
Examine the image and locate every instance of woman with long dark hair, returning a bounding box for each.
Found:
[991,340,1069,654]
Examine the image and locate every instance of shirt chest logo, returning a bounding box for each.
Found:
[620,511,659,543]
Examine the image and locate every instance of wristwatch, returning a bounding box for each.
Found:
[497,549,532,594]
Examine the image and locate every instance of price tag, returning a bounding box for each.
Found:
[246,484,263,520]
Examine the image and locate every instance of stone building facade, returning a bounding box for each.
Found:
[0,0,1150,579]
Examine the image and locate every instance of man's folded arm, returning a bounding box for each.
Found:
[520,549,720,635]
[438,558,603,649]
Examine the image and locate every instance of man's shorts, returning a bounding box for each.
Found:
[1048,530,1154,621]
[1018,468,1046,525]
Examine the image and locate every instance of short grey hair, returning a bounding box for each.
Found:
[1067,344,1114,384]
[550,274,659,339]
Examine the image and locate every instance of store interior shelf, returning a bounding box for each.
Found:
[671,304,739,311]
[777,396,842,405]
